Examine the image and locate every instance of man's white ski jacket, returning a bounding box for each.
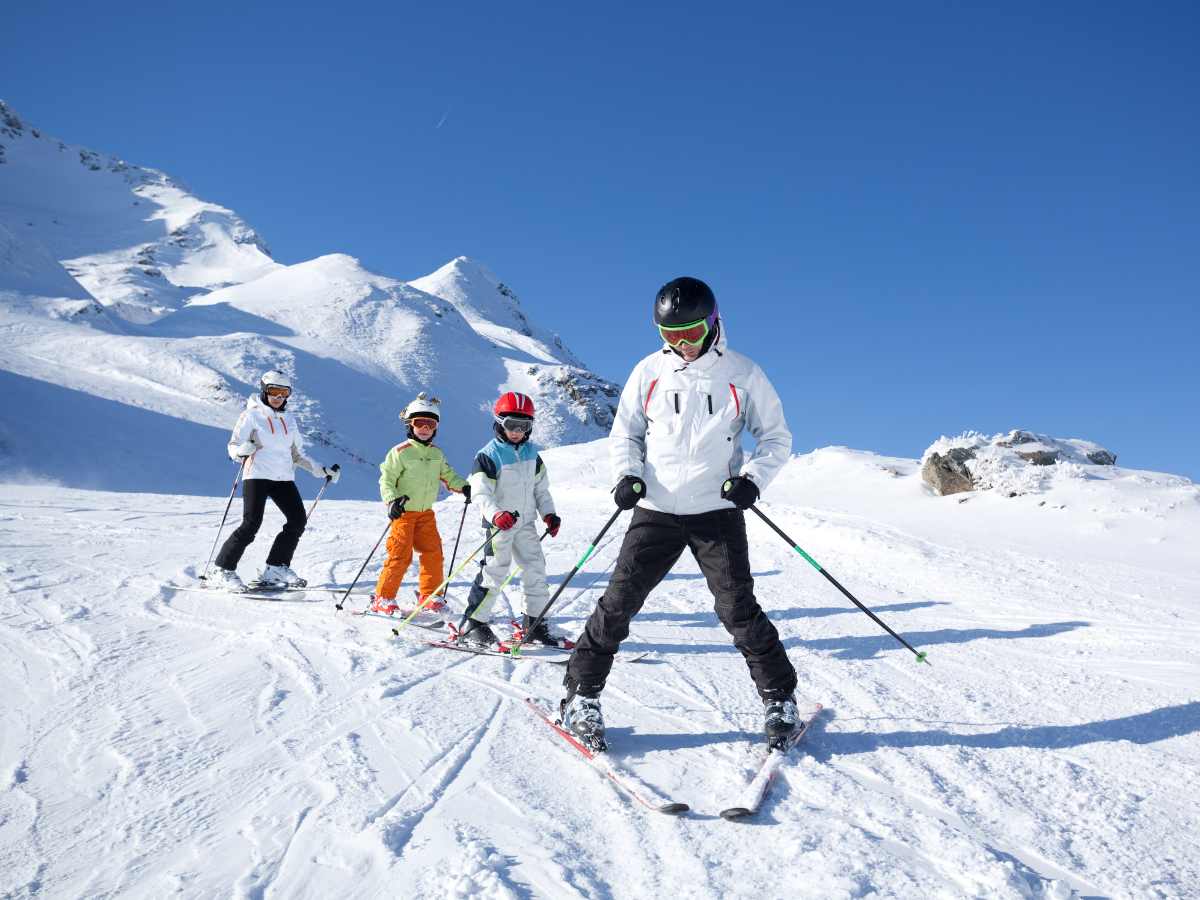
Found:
[610,325,792,515]
[227,395,324,482]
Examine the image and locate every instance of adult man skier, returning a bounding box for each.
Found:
[560,277,798,750]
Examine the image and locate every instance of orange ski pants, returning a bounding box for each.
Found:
[374,509,445,600]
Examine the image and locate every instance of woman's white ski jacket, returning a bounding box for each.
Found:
[227,395,324,482]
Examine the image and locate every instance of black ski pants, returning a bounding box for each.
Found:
[215,478,306,570]
[567,506,797,700]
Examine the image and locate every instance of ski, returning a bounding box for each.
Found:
[351,608,446,625]
[423,641,569,665]
[351,610,447,631]
[524,698,688,814]
[718,702,823,820]
[165,584,316,602]
[507,619,576,651]
[245,580,307,592]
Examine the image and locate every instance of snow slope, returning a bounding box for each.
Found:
[2,443,1197,898]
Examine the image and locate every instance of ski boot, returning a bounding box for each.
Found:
[763,694,799,750]
[560,683,607,752]
[256,564,307,588]
[207,567,247,593]
[454,616,501,649]
[517,614,573,649]
[413,591,446,614]
[370,594,400,615]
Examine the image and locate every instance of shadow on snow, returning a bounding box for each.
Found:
[810,700,1200,758]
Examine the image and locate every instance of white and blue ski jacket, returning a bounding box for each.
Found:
[469,437,556,527]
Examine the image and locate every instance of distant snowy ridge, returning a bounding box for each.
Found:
[0,101,619,497]
[0,99,278,324]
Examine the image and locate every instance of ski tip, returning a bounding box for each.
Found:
[658,802,690,815]
[719,807,752,821]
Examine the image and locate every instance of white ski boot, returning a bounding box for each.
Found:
[207,567,247,593]
[256,564,307,588]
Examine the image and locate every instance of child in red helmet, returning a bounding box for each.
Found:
[454,392,567,648]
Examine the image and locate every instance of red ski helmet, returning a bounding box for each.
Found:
[493,392,535,418]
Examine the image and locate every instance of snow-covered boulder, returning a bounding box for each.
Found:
[922,429,1119,497]
[921,447,976,496]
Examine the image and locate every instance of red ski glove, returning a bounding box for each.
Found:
[542,513,561,537]
[492,510,517,531]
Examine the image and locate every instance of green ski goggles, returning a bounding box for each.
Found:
[658,317,710,347]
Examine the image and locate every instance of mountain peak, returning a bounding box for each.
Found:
[432,255,500,285]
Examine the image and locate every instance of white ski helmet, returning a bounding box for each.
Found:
[259,370,293,407]
[260,370,292,391]
[402,392,441,422]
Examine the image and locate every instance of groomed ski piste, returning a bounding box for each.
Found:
[2,442,1198,898]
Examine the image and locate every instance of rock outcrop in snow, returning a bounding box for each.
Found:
[922,429,1119,497]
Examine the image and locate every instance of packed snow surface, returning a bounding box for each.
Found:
[2,443,1197,898]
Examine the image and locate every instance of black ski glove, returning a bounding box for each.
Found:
[388,495,409,520]
[613,475,646,510]
[460,483,472,502]
[721,476,759,510]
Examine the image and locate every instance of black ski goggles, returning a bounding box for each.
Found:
[495,415,534,434]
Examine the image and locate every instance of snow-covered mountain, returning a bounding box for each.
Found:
[0,100,278,324]
[0,101,619,498]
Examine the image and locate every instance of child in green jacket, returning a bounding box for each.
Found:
[372,393,469,614]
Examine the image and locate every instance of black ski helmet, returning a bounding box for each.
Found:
[654,276,720,356]
[654,277,717,327]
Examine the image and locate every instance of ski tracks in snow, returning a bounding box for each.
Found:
[4,484,1200,897]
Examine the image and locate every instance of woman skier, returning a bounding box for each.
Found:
[209,370,340,591]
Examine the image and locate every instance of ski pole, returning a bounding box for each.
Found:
[201,459,245,581]
[306,463,340,521]
[509,507,624,657]
[745,500,930,665]
[391,517,512,633]
[335,519,392,611]
[439,493,471,598]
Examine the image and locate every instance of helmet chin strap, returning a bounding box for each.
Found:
[407,423,436,444]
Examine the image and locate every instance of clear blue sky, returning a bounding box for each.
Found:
[6,2,1198,477]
